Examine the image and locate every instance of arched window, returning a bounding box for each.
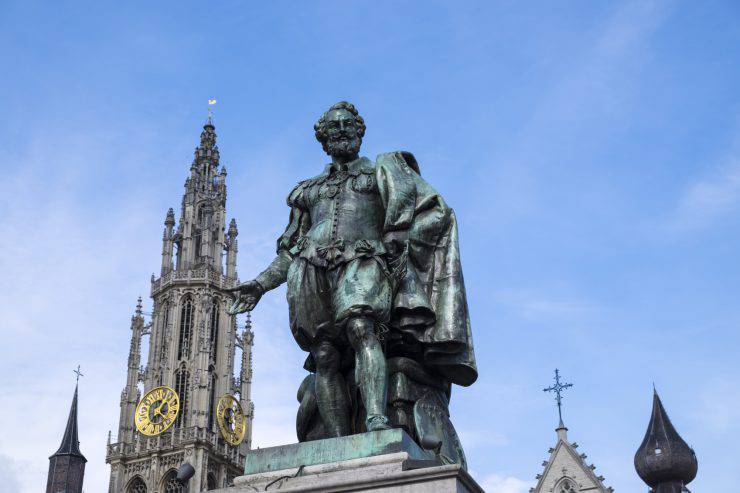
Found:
[178,298,194,360]
[559,479,578,493]
[162,470,183,493]
[207,473,217,490]
[126,476,147,493]
[208,368,217,431]
[159,302,170,365]
[194,208,205,261]
[209,298,220,363]
[174,366,190,428]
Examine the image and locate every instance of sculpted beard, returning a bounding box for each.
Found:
[326,134,361,158]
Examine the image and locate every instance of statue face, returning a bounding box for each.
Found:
[323,108,361,159]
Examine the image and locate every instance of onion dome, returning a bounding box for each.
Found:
[634,390,697,492]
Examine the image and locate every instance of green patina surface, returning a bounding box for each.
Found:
[244,429,433,475]
[228,102,476,446]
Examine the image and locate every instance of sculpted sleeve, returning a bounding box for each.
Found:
[254,183,310,292]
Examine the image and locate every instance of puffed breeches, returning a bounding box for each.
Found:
[287,256,391,351]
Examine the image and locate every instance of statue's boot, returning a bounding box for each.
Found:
[312,340,351,437]
[347,317,391,432]
[366,414,391,431]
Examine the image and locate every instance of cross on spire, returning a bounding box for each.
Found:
[543,369,573,428]
[73,365,84,385]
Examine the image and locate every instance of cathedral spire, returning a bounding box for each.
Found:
[52,384,85,459]
[194,119,219,165]
[47,381,86,493]
[110,115,247,491]
[635,389,697,493]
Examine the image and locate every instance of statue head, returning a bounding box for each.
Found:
[314,101,366,160]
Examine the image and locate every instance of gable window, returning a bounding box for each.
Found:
[560,480,577,493]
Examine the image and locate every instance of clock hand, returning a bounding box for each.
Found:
[153,401,167,421]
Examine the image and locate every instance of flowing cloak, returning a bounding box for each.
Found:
[376,151,477,387]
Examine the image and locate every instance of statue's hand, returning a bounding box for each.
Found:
[226,280,264,315]
[383,230,409,259]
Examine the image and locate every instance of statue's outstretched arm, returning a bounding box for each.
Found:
[254,250,292,292]
[227,196,309,314]
[256,196,311,291]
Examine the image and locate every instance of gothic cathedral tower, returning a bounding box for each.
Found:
[106,119,254,492]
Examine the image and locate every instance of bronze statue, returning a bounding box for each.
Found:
[229,101,476,465]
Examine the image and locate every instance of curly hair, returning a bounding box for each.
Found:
[314,101,366,152]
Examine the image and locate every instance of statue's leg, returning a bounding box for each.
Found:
[310,339,350,437]
[347,316,390,431]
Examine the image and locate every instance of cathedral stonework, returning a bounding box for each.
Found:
[106,120,254,492]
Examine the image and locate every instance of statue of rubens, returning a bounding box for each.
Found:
[228,101,477,466]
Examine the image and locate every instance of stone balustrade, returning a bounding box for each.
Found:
[106,426,245,465]
[151,268,237,296]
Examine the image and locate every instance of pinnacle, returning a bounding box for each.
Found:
[165,207,175,225]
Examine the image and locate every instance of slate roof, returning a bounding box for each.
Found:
[50,384,87,461]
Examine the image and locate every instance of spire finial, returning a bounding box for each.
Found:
[543,369,573,429]
[245,311,252,331]
[73,365,84,385]
[207,98,217,126]
[135,297,143,317]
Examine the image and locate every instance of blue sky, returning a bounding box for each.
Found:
[1,1,738,491]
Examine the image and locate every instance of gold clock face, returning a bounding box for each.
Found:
[135,386,180,436]
[216,394,246,446]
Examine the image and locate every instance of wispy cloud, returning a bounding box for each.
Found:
[695,377,740,434]
[672,157,740,231]
[493,289,597,320]
[469,0,673,226]
[0,454,23,492]
[457,428,509,449]
[480,473,534,493]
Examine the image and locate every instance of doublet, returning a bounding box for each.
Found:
[288,157,387,269]
[263,157,392,350]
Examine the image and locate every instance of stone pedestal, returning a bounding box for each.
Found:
[211,429,483,492]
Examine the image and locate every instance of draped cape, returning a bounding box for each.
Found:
[376,151,477,387]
